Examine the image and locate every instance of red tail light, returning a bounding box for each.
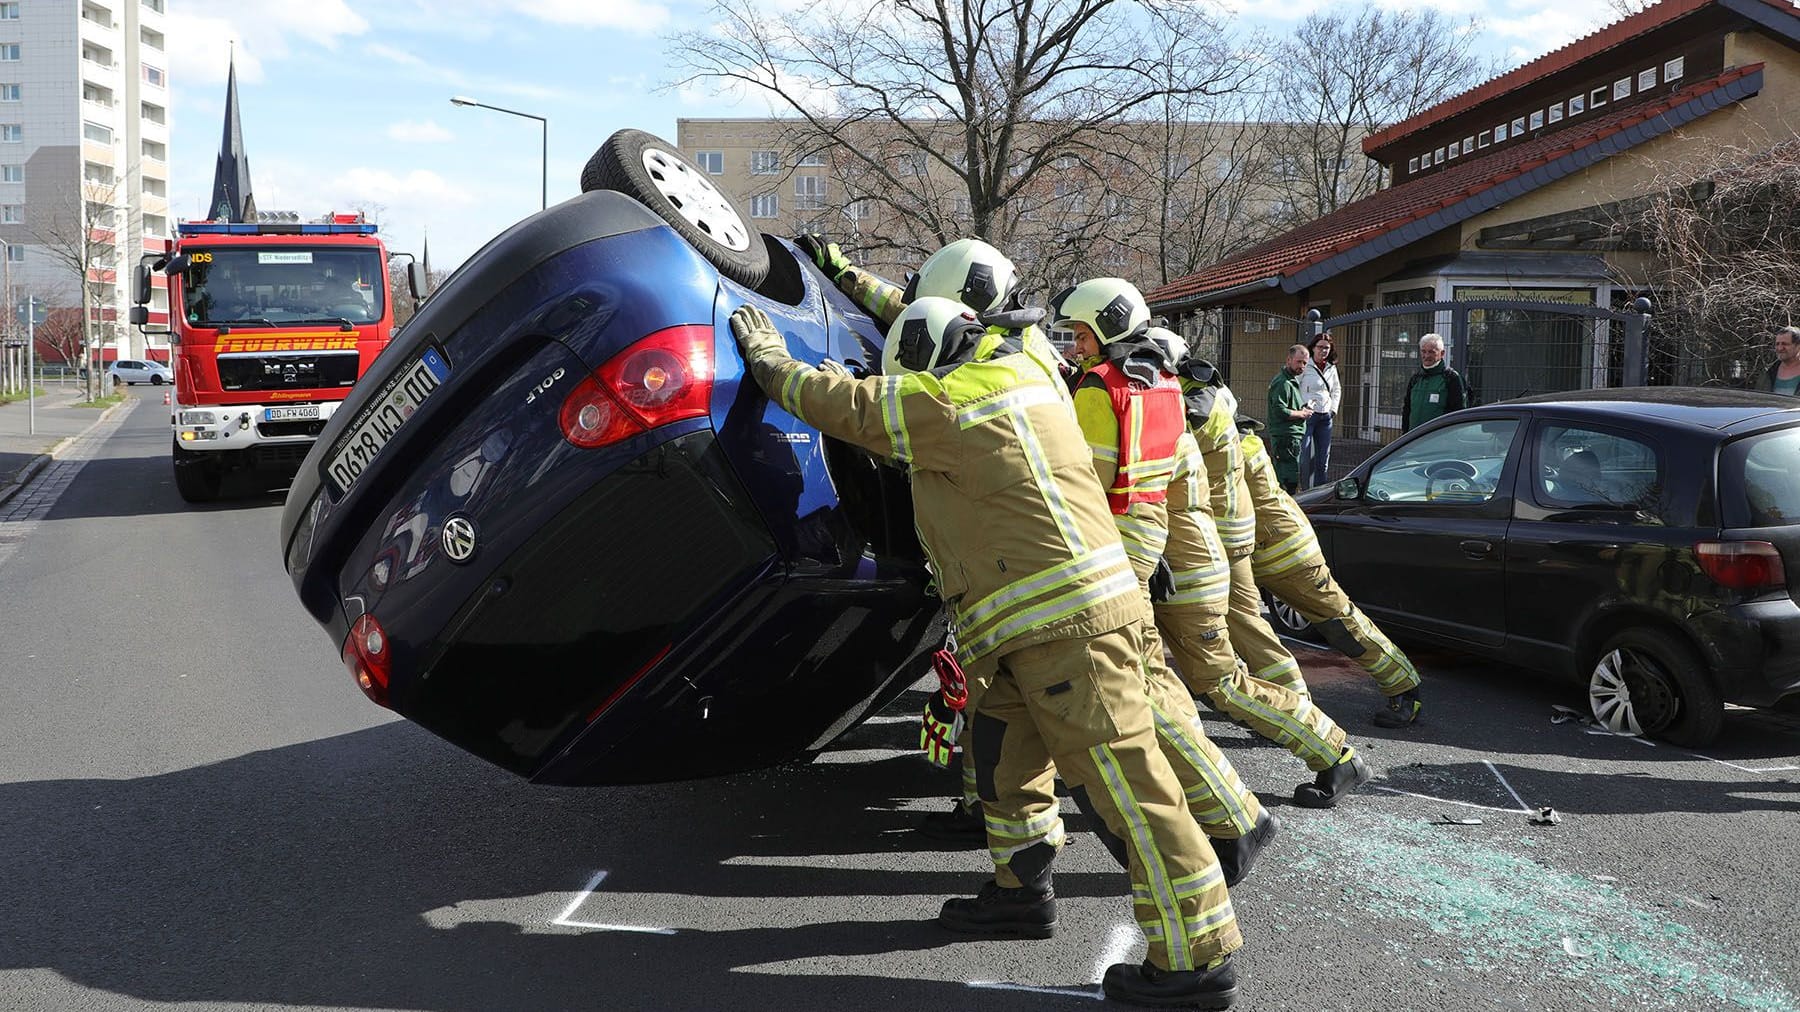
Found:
[341,613,393,708]
[1696,540,1787,590]
[559,324,714,449]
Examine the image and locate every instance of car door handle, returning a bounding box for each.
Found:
[1460,539,1494,559]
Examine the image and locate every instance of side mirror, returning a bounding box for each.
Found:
[1335,477,1362,500]
[133,261,153,305]
[129,305,148,325]
[407,261,431,303]
[164,252,191,274]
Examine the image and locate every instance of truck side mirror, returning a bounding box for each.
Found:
[164,252,191,274]
[406,261,431,303]
[134,261,153,305]
[129,305,148,325]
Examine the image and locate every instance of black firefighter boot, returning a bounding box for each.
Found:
[1292,747,1372,808]
[918,798,986,847]
[1373,688,1424,728]
[1209,809,1280,887]
[938,840,1057,938]
[1103,954,1239,1009]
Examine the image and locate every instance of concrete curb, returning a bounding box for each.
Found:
[0,395,133,509]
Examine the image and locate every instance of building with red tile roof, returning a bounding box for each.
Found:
[1147,0,1800,440]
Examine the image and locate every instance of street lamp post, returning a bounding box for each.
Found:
[450,96,547,211]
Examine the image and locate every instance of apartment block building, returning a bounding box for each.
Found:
[0,0,170,364]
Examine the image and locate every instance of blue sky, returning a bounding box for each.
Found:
[167,0,1632,273]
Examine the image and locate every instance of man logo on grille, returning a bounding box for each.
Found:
[441,515,478,562]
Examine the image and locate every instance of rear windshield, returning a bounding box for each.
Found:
[1721,425,1800,528]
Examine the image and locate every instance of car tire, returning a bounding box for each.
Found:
[172,439,222,503]
[1588,627,1724,747]
[579,128,770,288]
[151,375,164,385]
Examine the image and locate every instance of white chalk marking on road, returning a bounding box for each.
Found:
[1372,786,1532,814]
[552,870,677,934]
[861,714,919,725]
[1091,922,1139,983]
[812,747,914,764]
[1482,760,1533,814]
[1689,753,1800,775]
[968,981,1103,1001]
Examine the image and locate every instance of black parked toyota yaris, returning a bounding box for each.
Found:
[1284,387,1800,746]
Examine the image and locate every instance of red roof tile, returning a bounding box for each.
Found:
[1146,65,1762,309]
[1363,0,1796,156]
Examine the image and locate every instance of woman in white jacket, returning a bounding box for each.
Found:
[1299,332,1340,488]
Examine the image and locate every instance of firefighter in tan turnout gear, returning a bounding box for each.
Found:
[1175,356,1372,805]
[731,295,1248,1007]
[1240,425,1425,726]
[1138,330,1367,805]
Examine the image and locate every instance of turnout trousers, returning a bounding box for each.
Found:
[1254,560,1422,698]
[968,619,1244,970]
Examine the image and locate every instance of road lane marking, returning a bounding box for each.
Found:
[1689,754,1800,774]
[1372,786,1534,814]
[552,870,677,934]
[1482,760,1532,813]
[968,981,1103,1000]
[1091,921,1139,983]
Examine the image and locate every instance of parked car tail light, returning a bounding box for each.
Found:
[559,324,714,449]
[1696,540,1787,590]
[342,614,393,708]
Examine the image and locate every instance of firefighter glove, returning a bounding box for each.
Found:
[729,304,786,362]
[795,233,853,281]
[920,690,963,768]
[1149,556,1176,603]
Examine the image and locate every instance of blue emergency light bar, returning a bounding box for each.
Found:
[176,222,379,237]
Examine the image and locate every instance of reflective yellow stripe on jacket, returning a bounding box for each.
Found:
[1241,432,1325,579]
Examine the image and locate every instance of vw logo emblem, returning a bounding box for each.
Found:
[441,515,478,563]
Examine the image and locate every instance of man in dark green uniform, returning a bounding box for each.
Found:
[1265,345,1311,493]
[1401,333,1469,432]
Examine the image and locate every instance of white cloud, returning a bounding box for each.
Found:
[505,0,673,33]
[167,0,369,86]
[387,120,456,143]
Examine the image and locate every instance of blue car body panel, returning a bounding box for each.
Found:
[280,190,938,784]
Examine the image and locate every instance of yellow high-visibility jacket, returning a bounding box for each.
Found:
[1241,432,1326,580]
[1186,383,1255,559]
[742,330,1141,664]
[1159,431,1231,613]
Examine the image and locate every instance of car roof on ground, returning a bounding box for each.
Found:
[1478,387,1800,434]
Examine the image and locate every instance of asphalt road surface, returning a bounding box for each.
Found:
[3,387,1797,1011]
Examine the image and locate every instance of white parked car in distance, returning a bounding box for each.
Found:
[108,359,172,385]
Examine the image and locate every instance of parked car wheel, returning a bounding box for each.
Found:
[1588,627,1724,746]
[151,375,165,385]
[1261,588,1320,643]
[579,128,770,288]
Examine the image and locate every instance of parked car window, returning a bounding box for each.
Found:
[1535,424,1663,513]
[1722,425,1800,528]
[1365,419,1519,503]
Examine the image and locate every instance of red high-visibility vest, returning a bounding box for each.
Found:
[1089,359,1186,514]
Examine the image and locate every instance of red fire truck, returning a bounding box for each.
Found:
[133,214,421,502]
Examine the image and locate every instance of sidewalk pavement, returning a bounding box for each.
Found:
[0,382,138,506]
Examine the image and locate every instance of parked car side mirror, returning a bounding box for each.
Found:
[1335,476,1362,500]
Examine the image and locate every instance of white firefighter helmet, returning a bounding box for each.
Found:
[1049,277,1150,345]
[883,296,984,374]
[1145,326,1188,366]
[903,238,1019,314]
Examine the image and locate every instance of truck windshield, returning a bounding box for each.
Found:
[182,247,385,326]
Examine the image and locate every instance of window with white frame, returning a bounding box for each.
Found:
[1570,93,1586,115]
[1,124,21,142]
[84,161,113,183]
[1613,77,1631,100]
[143,0,165,12]
[1408,156,1420,173]
[142,27,165,51]
[142,139,165,161]
[749,194,778,218]
[0,44,19,61]
[1590,86,1608,108]
[142,176,165,197]
[1511,116,1526,135]
[1,163,18,182]
[84,121,112,144]
[896,151,927,176]
[144,65,165,87]
[141,101,164,124]
[0,4,18,19]
[4,243,21,262]
[796,151,825,167]
[750,150,779,174]
[1529,110,1544,130]
[0,84,16,102]
[1434,146,1446,164]
[2,204,22,224]
[1664,56,1685,80]
[1638,68,1657,90]
[143,213,167,236]
[794,175,825,209]
[1447,141,1460,159]
[1463,136,1474,153]
[1548,102,1564,123]
[693,150,723,174]
[1478,130,1491,148]
[1494,123,1508,142]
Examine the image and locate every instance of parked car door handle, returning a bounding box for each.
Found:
[1460,539,1494,559]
